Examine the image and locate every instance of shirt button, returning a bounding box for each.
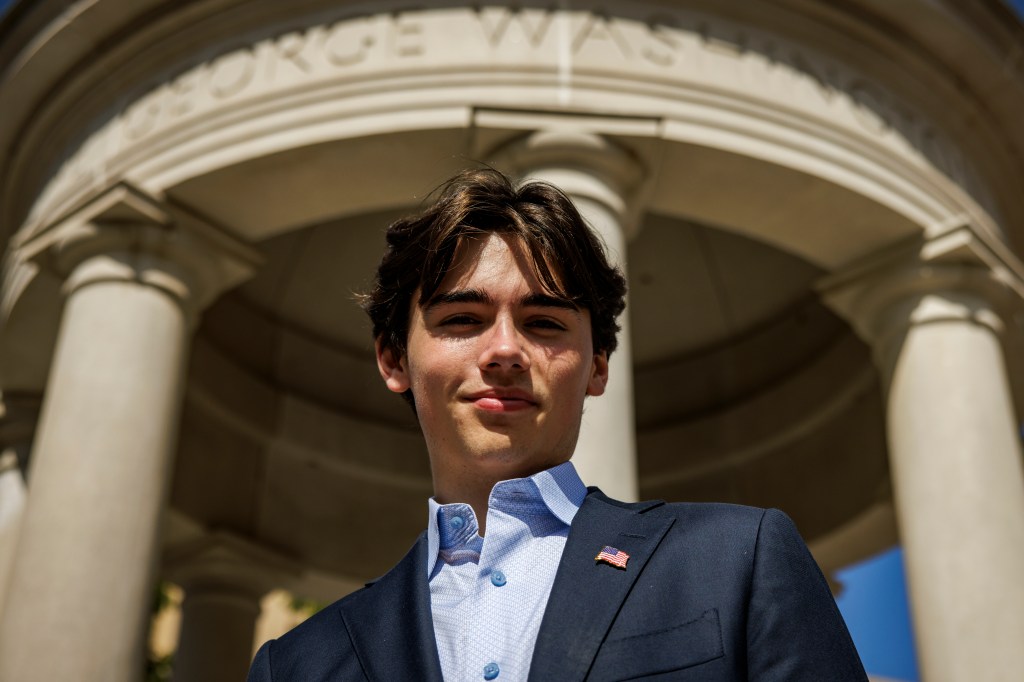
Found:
[449,515,465,530]
[483,662,500,680]
[490,570,507,587]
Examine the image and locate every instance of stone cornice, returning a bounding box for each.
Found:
[162,530,300,597]
[491,127,647,238]
[818,221,1024,345]
[16,182,261,317]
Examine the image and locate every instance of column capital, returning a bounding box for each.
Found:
[492,130,646,239]
[17,182,261,321]
[163,531,300,599]
[818,223,1024,349]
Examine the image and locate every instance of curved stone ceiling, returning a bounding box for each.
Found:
[206,206,827,370]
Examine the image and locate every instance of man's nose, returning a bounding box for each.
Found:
[479,318,530,372]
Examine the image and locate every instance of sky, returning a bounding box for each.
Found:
[837,548,919,681]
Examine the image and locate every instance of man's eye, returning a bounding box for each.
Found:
[440,315,478,326]
[528,318,567,331]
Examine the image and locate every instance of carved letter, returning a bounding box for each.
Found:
[273,31,314,75]
[122,95,163,141]
[573,11,631,58]
[476,6,555,48]
[168,70,201,117]
[698,22,746,58]
[788,50,835,103]
[919,126,969,187]
[641,15,680,67]
[848,79,890,134]
[391,13,425,57]
[208,49,257,99]
[322,18,374,67]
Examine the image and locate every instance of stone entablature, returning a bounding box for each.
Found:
[14,3,995,244]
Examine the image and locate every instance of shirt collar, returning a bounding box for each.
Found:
[425,461,587,577]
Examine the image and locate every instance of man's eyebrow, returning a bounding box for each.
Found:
[423,289,492,311]
[422,290,578,312]
[522,293,579,311]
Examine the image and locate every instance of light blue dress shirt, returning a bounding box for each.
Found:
[426,461,588,682]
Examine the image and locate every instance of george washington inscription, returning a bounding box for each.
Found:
[30,5,975,230]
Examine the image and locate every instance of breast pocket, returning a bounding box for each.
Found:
[587,608,724,682]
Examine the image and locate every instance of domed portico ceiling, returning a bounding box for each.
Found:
[199,207,837,422]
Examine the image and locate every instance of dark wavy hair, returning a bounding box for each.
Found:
[361,168,627,365]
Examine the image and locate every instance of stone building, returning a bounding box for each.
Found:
[0,0,1023,680]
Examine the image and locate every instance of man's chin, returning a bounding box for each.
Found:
[474,447,572,480]
[468,440,524,463]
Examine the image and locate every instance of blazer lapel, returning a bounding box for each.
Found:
[528,490,675,682]
[339,534,444,682]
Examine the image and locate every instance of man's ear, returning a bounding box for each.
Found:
[376,338,410,394]
[586,351,609,397]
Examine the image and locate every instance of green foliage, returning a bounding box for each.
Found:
[145,653,174,682]
[288,594,327,616]
[151,581,173,613]
[144,582,175,681]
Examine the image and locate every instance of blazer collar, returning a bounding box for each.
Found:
[528,489,675,682]
[338,534,444,682]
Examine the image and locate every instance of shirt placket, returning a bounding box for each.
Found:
[476,505,536,682]
[436,503,481,680]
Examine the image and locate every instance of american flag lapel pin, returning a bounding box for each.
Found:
[595,545,630,569]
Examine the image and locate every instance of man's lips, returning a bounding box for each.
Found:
[464,390,537,412]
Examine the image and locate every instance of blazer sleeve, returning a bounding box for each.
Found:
[247,639,273,682]
[745,508,868,681]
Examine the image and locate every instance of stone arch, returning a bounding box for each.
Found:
[8,2,1007,258]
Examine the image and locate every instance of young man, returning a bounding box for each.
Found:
[247,169,868,681]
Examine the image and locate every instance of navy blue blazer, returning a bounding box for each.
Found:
[247,490,868,681]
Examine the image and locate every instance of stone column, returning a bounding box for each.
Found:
[165,533,297,682]
[0,393,41,616]
[822,226,1024,682]
[0,184,260,682]
[499,130,644,501]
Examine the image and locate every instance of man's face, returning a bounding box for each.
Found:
[376,233,608,499]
